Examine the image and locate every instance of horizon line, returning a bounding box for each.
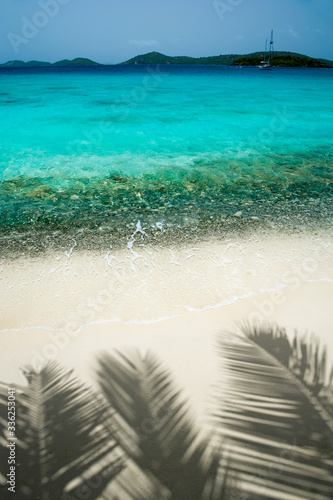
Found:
[1,49,333,66]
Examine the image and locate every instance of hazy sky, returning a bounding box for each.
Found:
[1,0,332,63]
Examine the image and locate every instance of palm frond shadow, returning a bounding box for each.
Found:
[0,362,123,500]
[240,321,333,413]
[96,349,225,500]
[1,324,333,499]
[215,328,333,500]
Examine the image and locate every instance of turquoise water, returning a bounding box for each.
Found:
[0,66,332,254]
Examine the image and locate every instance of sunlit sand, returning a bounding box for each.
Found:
[1,231,332,427]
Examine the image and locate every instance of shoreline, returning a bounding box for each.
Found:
[1,230,332,324]
[1,231,332,410]
[1,218,332,260]
[1,149,332,259]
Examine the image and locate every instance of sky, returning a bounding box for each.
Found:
[0,0,332,64]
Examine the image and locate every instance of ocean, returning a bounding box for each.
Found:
[1,65,333,500]
[0,65,332,255]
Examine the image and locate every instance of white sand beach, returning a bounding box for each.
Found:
[1,231,333,425]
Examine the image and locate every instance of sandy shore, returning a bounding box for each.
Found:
[1,231,332,425]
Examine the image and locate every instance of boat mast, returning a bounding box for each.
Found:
[263,39,268,63]
[268,30,274,65]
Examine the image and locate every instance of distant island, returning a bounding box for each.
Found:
[122,51,332,68]
[0,58,99,68]
[1,52,332,68]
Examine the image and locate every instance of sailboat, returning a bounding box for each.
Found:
[259,30,274,70]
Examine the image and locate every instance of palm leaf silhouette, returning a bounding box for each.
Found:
[1,325,332,499]
[96,349,223,499]
[215,331,333,500]
[241,321,333,414]
[0,362,123,499]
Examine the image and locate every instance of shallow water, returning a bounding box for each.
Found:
[0,65,332,255]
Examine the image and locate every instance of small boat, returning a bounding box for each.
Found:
[259,30,274,70]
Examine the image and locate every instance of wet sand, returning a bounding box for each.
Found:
[0,231,332,425]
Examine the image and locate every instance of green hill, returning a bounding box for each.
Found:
[0,59,51,67]
[317,58,333,66]
[0,58,100,68]
[233,52,332,67]
[122,51,240,65]
[122,51,332,67]
[52,58,99,66]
